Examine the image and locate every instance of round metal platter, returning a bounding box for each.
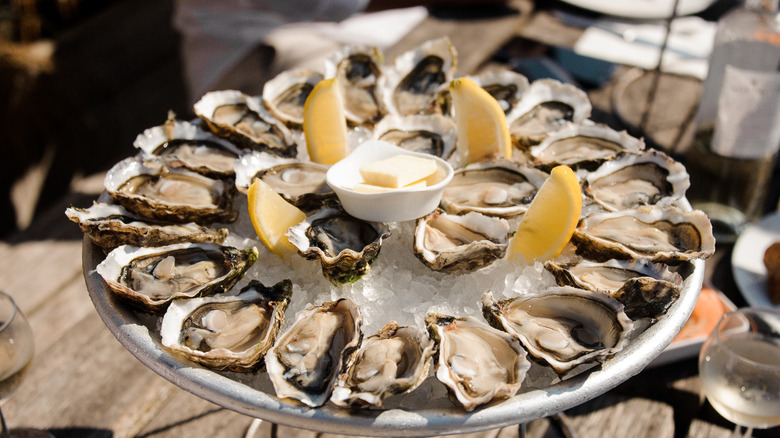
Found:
[83,236,703,436]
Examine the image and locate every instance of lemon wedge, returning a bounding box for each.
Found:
[303,77,349,165]
[450,76,512,165]
[247,178,307,259]
[508,165,582,264]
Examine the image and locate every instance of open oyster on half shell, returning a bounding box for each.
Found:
[160,279,292,372]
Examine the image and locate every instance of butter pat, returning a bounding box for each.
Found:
[359,154,438,188]
[353,180,427,193]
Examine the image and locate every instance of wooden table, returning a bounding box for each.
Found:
[1,1,777,437]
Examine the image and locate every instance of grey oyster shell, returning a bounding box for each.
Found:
[233,150,298,194]
[530,123,645,171]
[160,279,292,372]
[482,288,633,374]
[255,162,335,210]
[373,114,456,159]
[96,242,258,312]
[425,313,530,411]
[262,68,324,126]
[544,258,683,320]
[470,69,530,115]
[265,298,363,407]
[414,209,511,273]
[287,207,391,285]
[66,202,228,251]
[331,321,435,408]
[104,157,238,225]
[193,90,296,157]
[325,46,384,124]
[572,206,716,264]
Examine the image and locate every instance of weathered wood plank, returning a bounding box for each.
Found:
[565,394,675,438]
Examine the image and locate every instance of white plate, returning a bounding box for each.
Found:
[732,211,780,309]
[559,0,716,19]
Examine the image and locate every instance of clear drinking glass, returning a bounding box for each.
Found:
[0,291,53,438]
[698,308,780,437]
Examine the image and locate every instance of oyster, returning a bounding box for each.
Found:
[440,160,549,218]
[530,123,644,170]
[96,242,258,311]
[331,321,435,408]
[287,207,391,285]
[506,79,591,147]
[382,37,457,116]
[262,68,324,126]
[265,298,363,407]
[134,118,240,178]
[193,90,296,157]
[66,202,228,251]
[160,279,292,372]
[544,258,683,319]
[584,150,690,212]
[233,150,298,194]
[482,288,633,374]
[426,313,530,411]
[104,157,238,225]
[414,209,511,273]
[470,70,529,114]
[255,162,335,210]
[572,206,716,264]
[325,46,384,124]
[373,114,456,159]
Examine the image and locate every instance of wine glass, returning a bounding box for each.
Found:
[698,307,780,437]
[0,291,53,438]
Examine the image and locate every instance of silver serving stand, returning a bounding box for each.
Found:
[82,236,704,437]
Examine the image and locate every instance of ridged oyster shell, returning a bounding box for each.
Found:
[530,123,644,170]
[265,298,363,407]
[325,46,385,124]
[331,321,435,408]
[373,114,456,159]
[470,69,530,114]
[262,68,324,126]
[160,279,292,371]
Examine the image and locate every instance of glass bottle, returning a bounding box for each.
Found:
[685,0,780,243]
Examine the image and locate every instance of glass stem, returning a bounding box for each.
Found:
[0,405,11,438]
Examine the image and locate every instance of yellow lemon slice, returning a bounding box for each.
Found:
[247,178,307,259]
[303,77,349,165]
[508,165,582,264]
[450,76,512,165]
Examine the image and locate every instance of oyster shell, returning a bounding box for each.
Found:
[482,288,633,374]
[193,90,296,157]
[256,162,335,210]
[373,114,456,159]
[414,209,511,273]
[325,46,384,124]
[331,321,435,408]
[544,258,683,320]
[160,279,292,372]
[134,119,240,178]
[426,313,530,411]
[233,150,298,194]
[470,70,529,114]
[287,207,391,285]
[66,202,228,251]
[440,160,549,218]
[584,150,690,212]
[530,123,644,170]
[572,206,716,264]
[96,242,258,312]
[262,68,324,126]
[382,37,457,116]
[104,157,238,225]
[265,298,363,407]
[506,79,591,147]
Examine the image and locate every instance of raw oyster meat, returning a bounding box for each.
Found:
[470,69,529,114]
[104,157,238,225]
[255,162,335,210]
[134,118,240,178]
[530,123,644,170]
[265,298,363,407]
[287,207,391,285]
[66,202,228,251]
[544,258,683,320]
[194,90,296,157]
[233,150,298,194]
[506,79,591,147]
[426,313,530,411]
[96,242,258,311]
[160,279,292,372]
[440,160,549,218]
[325,46,384,124]
[373,114,456,159]
[572,206,716,264]
[331,321,435,408]
[584,150,689,212]
[262,68,324,126]
[482,288,633,374]
[414,209,511,273]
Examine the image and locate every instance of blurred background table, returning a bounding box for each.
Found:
[1,0,777,436]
